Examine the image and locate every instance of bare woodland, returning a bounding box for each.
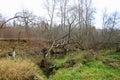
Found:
[0,0,120,80]
[0,0,120,56]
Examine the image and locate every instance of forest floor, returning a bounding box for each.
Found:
[0,40,120,80]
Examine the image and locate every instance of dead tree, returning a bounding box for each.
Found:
[40,39,67,58]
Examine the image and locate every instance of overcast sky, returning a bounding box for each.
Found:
[0,0,120,28]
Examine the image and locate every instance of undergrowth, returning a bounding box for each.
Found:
[50,49,120,80]
[0,41,120,80]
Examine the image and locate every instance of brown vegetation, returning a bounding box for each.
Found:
[0,59,37,80]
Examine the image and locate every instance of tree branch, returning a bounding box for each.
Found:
[0,16,27,30]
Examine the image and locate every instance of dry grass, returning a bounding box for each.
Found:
[0,59,37,80]
[0,40,34,58]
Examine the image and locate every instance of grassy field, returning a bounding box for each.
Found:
[0,40,120,80]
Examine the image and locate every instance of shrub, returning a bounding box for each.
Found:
[116,45,120,52]
[0,59,37,80]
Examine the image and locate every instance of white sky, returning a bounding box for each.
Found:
[0,0,120,28]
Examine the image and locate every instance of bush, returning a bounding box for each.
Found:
[116,45,120,52]
[0,59,37,80]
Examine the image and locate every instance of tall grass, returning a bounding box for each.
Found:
[0,59,37,80]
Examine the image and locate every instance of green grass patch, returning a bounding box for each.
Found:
[108,54,120,59]
[51,68,81,80]
[80,67,120,80]
[53,56,69,67]
[49,50,120,80]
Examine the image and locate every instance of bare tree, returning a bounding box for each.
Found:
[101,10,120,48]
[44,0,57,29]
[73,0,95,49]
[44,0,59,40]
[67,7,76,43]
[59,0,70,32]
[15,9,36,41]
